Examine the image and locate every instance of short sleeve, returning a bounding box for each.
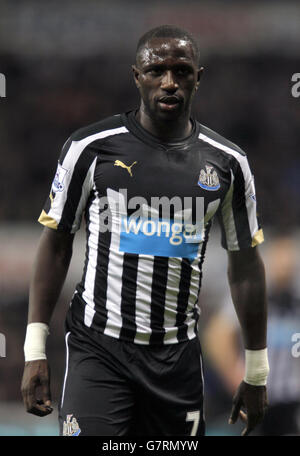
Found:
[38,137,97,233]
[217,154,264,251]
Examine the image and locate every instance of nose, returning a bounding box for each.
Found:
[161,70,178,92]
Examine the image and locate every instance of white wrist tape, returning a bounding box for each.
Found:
[244,348,269,386]
[24,322,50,362]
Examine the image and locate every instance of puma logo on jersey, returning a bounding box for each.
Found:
[114,160,137,177]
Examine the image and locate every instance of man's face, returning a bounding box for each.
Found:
[133,37,202,121]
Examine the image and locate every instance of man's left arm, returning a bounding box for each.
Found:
[227,246,269,435]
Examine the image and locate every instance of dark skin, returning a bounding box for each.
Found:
[227,247,268,435]
[21,37,268,434]
[21,228,74,416]
[132,37,203,141]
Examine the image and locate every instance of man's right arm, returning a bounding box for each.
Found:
[21,227,74,416]
[28,227,74,323]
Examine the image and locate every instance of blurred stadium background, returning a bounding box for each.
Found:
[0,0,299,436]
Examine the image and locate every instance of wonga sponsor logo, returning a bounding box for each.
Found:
[119,216,202,260]
[104,189,204,260]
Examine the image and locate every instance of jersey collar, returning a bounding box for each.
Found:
[121,110,200,150]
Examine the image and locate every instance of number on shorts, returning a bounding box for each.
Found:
[186,410,200,436]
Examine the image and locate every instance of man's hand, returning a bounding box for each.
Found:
[229,380,268,436]
[21,359,53,417]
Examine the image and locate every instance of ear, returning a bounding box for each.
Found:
[132,65,141,89]
[195,66,204,91]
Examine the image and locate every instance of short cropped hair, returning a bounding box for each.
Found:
[136,25,200,66]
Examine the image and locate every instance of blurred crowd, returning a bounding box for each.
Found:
[201,234,300,435]
[0,53,299,228]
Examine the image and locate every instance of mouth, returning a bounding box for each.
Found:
[157,96,181,111]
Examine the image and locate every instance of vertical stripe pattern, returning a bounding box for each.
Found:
[82,185,100,327]
[60,331,71,409]
[199,132,260,250]
[38,115,263,346]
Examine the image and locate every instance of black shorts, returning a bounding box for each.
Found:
[58,309,205,436]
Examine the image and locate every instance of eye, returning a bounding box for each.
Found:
[147,68,163,76]
[176,67,191,76]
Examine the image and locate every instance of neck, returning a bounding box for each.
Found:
[135,105,192,142]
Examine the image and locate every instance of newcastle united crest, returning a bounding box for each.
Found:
[63,414,81,436]
[198,165,220,191]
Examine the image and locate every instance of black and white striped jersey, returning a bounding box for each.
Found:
[39,110,263,345]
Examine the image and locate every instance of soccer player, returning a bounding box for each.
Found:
[21,25,269,436]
